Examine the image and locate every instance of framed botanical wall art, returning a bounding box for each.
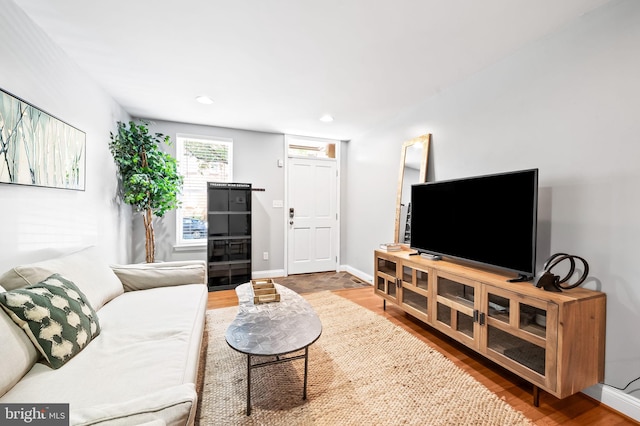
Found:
[0,88,86,191]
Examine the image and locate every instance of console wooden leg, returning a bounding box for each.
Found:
[383,299,386,310]
[533,385,540,407]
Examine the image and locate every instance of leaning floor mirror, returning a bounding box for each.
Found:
[395,134,431,244]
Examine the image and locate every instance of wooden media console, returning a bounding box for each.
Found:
[374,249,606,405]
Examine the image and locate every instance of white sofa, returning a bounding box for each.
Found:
[0,247,208,426]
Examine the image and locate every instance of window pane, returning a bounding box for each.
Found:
[287,136,335,159]
[177,136,232,244]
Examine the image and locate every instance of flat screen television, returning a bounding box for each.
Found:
[410,168,538,281]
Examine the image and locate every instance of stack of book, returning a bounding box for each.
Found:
[379,243,402,252]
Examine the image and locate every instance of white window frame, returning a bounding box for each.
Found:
[175,134,233,247]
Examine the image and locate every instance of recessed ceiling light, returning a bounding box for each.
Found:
[195,95,214,105]
[319,114,334,122]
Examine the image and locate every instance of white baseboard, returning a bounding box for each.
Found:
[252,269,285,279]
[582,384,640,421]
[339,264,373,284]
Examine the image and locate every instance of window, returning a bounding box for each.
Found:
[287,137,336,159]
[176,135,232,245]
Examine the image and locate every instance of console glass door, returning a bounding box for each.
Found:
[433,272,480,348]
[482,286,558,390]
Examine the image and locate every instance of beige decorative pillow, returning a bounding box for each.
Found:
[0,246,124,311]
[111,263,206,291]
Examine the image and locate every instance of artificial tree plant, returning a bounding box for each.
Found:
[109,120,183,263]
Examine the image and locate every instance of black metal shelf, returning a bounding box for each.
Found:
[207,182,252,291]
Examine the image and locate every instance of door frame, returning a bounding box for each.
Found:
[284,134,341,276]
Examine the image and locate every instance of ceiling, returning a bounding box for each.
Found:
[13,0,612,141]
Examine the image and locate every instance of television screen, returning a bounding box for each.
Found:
[410,169,538,279]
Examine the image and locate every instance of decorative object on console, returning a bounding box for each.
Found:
[0,88,86,190]
[534,253,589,292]
[395,134,431,244]
[109,120,183,263]
[379,243,402,251]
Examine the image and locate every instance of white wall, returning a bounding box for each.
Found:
[345,0,640,410]
[0,0,130,272]
[135,120,286,276]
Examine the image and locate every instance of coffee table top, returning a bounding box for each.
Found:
[225,283,322,356]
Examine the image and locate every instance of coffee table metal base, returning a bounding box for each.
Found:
[245,346,309,415]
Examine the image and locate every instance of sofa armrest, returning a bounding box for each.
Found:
[110,261,207,292]
[70,383,196,425]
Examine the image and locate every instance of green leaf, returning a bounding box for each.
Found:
[109,120,183,216]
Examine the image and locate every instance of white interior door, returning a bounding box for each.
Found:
[287,157,337,274]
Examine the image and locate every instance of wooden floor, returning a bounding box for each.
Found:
[207,286,638,425]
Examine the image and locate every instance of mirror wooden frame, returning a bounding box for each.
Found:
[394,133,431,244]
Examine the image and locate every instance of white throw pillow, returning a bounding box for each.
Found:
[0,284,40,397]
[0,246,124,311]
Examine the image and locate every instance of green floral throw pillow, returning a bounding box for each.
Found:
[0,273,100,369]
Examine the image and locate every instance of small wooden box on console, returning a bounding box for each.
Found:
[373,248,605,404]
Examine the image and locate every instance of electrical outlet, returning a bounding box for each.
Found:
[263,252,269,260]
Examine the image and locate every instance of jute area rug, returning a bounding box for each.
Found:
[197,291,534,425]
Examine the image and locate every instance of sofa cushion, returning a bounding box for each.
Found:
[69,383,196,426]
[111,262,207,291]
[0,246,124,311]
[0,274,101,369]
[0,285,40,398]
